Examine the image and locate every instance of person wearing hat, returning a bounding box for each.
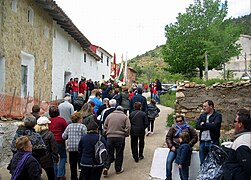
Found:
[78,120,107,180]
[10,114,47,162]
[34,117,59,180]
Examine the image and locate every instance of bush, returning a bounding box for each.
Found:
[160,91,176,108]
[166,112,175,127]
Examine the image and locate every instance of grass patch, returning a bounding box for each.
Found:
[166,112,175,127]
[160,91,176,108]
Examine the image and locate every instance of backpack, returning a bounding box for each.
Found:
[94,135,107,164]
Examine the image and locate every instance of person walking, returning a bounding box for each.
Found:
[48,106,68,180]
[129,87,147,114]
[34,116,59,180]
[10,136,42,180]
[62,112,87,180]
[165,115,198,180]
[146,99,160,136]
[196,100,222,165]
[155,79,162,104]
[58,95,74,124]
[129,102,148,162]
[78,120,107,180]
[103,106,131,177]
[223,108,251,180]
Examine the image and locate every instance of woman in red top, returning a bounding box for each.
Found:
[48,106,68,180]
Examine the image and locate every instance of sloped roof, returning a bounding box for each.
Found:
[90,44,113,57]
[35,0,91,49]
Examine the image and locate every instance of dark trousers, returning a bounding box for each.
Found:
[44,167,56,180]
[79,166,103,180]
[178,166,189,180]
[147,119,155,132]
[105,137,125,172]
[69,151,79,180]
[130,135,145,160]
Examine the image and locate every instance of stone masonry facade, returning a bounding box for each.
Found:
[1,0,53,100]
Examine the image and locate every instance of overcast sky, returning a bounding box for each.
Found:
[55,0,250,61]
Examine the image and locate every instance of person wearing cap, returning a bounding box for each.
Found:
[103,106,131,176]
[62,112,87,180]
[34,116,59,180]
[48,106,68,180]
[78,120,107,180]
[10,114,47,162]
[58,95,74,124]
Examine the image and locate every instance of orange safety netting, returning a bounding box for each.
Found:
[0,93,59,119]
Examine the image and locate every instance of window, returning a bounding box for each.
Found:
[44,26,49,39]
[12,0,17,12]
[101,53,103,63]
[27,7,34,25]
[68,40,71,52]
[102,75,105,79]
[106,57,109,66]
[83,53,87,63]
[90,60,92,66]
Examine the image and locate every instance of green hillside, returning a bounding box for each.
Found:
[128,14,250,84]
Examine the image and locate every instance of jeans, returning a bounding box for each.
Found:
[54,143,67,177]
[105,137,125,172]
[156,90,161,104]
[130,135,145,161]
[165,150,176,178]
[147,120,155,132]
[199,140,219,165]
[179,166,189,180]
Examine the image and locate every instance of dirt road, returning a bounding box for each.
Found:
[0,95,174,180]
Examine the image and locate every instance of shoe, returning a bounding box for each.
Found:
[103,168,108,177]
[146,131,151,136]
[134,158,139,163]
[151,132,154,135]
[116,168,124,174]
[139,156,144,160]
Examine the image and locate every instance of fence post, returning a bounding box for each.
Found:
[9,87,16,117]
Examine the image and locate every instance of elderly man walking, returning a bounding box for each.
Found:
[103,106,131,177]
[58,95,74,124]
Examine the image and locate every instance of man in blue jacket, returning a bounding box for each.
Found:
[129,88,147,114]
[196,100,222,165]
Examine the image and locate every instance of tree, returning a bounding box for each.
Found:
[162,0,242,78]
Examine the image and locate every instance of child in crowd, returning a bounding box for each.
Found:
[175,132,192,180]
[62,112,87,180]
[146,99,160,136]
[10,136,42,180]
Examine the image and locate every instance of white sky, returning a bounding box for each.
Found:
[55,0,250,61]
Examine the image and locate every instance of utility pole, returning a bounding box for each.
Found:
[205,51,208,81]
[125,52,128,83]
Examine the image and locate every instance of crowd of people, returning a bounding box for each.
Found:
[7,78,251,180]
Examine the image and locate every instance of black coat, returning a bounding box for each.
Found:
[10,152,42,180]
[175,143,192,167]
[129,110,148,136]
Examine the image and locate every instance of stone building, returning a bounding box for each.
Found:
[0,0,113,101]
[208,34,251,79]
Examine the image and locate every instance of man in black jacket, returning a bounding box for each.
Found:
[196,100,222,165]
[223,108,251,180]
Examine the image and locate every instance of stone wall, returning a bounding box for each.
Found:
[1,0,53,100]
[175,81,251,129]
[0,122,18,167]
